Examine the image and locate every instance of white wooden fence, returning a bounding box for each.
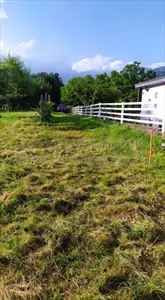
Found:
[72,102,165,135]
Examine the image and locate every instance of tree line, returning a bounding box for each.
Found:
[0,56,156,111]
[62,62,155,106]
[0,56,63,111]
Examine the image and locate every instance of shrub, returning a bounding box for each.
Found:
[38,99,54,122]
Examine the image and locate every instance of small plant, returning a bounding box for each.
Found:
[38,99,54,122]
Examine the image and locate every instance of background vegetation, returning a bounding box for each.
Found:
[62,62,155,106]
[0,56,63,111]
[0,57,155,111]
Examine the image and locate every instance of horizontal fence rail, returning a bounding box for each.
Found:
[72,102,165,134]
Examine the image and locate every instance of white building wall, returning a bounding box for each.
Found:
[141,85,165,120]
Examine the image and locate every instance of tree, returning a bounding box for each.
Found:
[0,56,34,110]
[0,56,64,111]
[62,76,95,106]
[62,62,156,106]
[120,61,156,101]
[48,73,63,106]
[33,72,63,107]
[0,57,156,110]
[121,61,155,85]
[93,73,122,103]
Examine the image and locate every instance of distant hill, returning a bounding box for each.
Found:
[154,66,165,77]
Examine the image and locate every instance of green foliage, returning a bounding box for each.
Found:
[37,99,54,122]
[62,62,156,106]
[0,56,35,110]
[32,72,63,107]
[62,75,95,106]
[0,56,63,111]
[0,57,156,110]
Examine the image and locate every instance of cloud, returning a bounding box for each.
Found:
[149,62,165,69]
[0,5,8,19]
[72,55,124,73]
[14,40,36,58]
[110,60,124,70]
[0,39,37,58]
[0,43,10,55]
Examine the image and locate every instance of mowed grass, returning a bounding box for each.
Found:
[0,112,164,300]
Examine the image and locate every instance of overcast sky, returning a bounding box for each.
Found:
[1,0,165,76]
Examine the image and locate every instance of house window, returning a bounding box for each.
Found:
[154,92,158,99]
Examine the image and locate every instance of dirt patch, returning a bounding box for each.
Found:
[106,175,126,186]
[102,233,120,253]
[99,274,129,294]
[22,236,46,255]
[54,190,89,215]
[54,200,73,215]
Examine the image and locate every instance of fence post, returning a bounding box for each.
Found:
[98,103,101,118]
[120,102,124,124]
[162,115,165,136]
[90,105,92,117]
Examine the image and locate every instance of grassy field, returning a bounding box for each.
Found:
[0,112,165,300]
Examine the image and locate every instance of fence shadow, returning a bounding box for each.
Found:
[49,113,108,130]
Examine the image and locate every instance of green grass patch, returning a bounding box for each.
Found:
[0,112,164,300]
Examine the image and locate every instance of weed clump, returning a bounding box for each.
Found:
[37,99,54,122]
